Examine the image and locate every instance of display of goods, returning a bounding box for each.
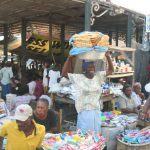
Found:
[42,129,106,150]
[70,31,109,48]
[72,32,101,48]
[117,130,150,144]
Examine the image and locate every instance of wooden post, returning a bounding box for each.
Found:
[108,31,112,45]
[84,0,91,31]
[3,24,8,62]
[61,24,65,66]
[49,15,53,62]
[116,26,118,46]
[127,14,132,47]
[21,18,27,84]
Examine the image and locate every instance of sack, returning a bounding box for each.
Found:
[34,80,43,97]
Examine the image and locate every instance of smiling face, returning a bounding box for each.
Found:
[86,64,95,79]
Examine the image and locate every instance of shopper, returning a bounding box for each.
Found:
[42,61,50,94]
[61,52,113,133]
[0,104,45,150]
[33,98,57,133]
[48,64,61,90]
[0,61,15,100]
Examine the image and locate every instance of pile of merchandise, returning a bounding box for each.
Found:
[70,32,109,48]
[42,129,106,150]
[101,113,137,129]
[101,111,121,122]
[69,31,109,56]
[117,130,150,144]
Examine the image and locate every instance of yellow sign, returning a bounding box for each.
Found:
[26,37,71,56]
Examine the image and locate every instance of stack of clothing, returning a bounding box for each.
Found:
[42,129,106,150]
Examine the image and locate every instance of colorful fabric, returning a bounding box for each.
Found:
[118,129,150,144]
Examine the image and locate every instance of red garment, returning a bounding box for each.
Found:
[34,80,43,97]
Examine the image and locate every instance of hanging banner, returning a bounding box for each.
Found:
[26,37,71,56]
[146,15,150,33]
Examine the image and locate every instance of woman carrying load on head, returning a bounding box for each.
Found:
[61,52,113,134]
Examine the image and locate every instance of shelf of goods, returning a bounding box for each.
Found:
[108,46,136,83]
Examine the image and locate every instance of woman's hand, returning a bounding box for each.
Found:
[105,51,111,57]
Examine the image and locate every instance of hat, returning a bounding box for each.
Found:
[15,104,33,121]
[145,83,150,92]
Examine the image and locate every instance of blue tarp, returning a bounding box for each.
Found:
[69,46,108,56]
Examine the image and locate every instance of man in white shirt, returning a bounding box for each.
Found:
[43,61,50,94]
[48,66,60,89]
[0,62,14,100]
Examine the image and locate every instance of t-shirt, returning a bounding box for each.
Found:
[28,81,36,95]
[118,94,136,110]
[48,70,60,88]
[131,92,142,107]
[0,120,45,150]
[43,68,49,87]
[33,110,57,132]
[68,71,106,113]
[0,67,13,85]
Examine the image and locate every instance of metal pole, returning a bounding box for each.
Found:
[61,24,65,66]
[49,15,52,62]
[21,18,27,57]
[21,18,27,84]
[127,14,132,47]
[116,26,118,46]
[108,31,112,45]
[84,0,91,31]
[3,24,8,62]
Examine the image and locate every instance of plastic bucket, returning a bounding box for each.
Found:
[78,50,105,60]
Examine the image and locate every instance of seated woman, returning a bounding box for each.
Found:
[117,84,138,114]
[132,82,145,109]
[33,98,57,133]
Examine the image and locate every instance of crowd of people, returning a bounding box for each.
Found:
[0,56,149,149]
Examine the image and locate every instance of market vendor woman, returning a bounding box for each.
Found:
[62,52,113,133]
